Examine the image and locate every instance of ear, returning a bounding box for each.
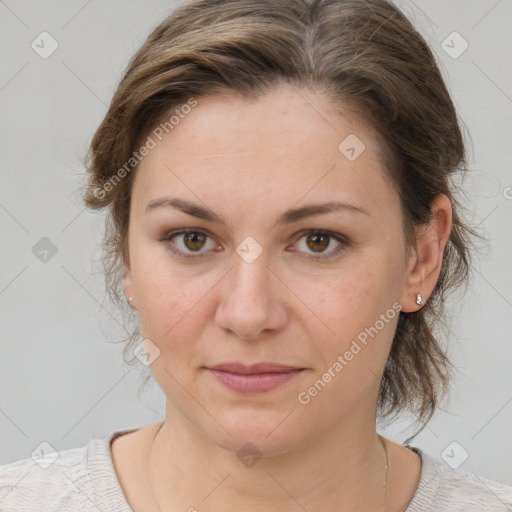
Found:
[399,193,452,312]
[123,266,136,309]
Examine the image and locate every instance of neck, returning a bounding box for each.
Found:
[147,402,388,512]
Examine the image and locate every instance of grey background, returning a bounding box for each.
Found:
[1,0,511,486]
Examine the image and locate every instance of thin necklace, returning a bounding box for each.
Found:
[148,426,389,511]
[379,433,390,511]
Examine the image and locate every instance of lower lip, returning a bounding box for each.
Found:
[207,369,304,393]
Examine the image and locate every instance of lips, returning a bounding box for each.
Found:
[205,362,305,393]
[208,362,303,374]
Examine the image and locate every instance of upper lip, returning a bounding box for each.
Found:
[207,363,304,374]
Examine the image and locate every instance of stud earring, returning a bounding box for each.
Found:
[128,296,133,303]
[416,293,422,305]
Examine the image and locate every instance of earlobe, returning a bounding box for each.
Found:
[123,268,136,309]
[399,194,452,313]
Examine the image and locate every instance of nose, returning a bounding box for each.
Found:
[215,253,287,341]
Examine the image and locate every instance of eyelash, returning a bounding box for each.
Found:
[160,228,350,261]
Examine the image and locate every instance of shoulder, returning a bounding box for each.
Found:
[0,432,131,512]
[0,442,91,510]
[407,447,512,512]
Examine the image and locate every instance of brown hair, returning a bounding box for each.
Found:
[82,0,480,441]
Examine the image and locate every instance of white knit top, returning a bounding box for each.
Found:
[1,426,511,511]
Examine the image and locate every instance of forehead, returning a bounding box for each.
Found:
[131,85,398,220]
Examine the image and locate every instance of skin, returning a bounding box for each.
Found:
[116,83,452,511]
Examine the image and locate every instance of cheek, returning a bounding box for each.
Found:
[295,284,400,420]
[130,248,207,346]
[295,259,380,332]
[297,253,401,370]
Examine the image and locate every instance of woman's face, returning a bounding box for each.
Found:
[124,84,416,455]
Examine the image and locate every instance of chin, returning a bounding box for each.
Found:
[202,408,309,458]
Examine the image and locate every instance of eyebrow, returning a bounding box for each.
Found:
[144,197,370,225]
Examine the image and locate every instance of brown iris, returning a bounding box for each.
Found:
[183,232,207,251]
[306,233,330,253]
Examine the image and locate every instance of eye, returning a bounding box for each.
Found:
[290,230,349,260]
[160,228,349,261]
[161,229,219,259]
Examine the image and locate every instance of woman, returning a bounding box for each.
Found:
[1,0,511,510]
